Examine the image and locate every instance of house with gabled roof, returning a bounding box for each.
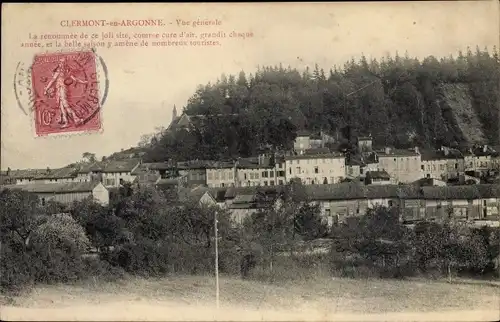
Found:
[375,147,422,183]
[285,152,345,185]
[293,130,312,154]
[178,186,218,207]
[1,168,48,185]
[78,159,141,188]
[303,181,500,227]
[31,167,85,184]
[462,145,499,175]
[1,181,109,206]
[365,170,391,185]
[420,147,465,181]
[421,185,483,221]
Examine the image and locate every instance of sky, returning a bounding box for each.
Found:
[1,2,499,170]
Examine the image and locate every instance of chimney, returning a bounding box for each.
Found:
[483,145,488,153]
[7,167,11,176]
[414,146,419,154]
[443,146,449,156]
[385,147,391,154]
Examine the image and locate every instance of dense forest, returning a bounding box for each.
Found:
[141,46,499,163]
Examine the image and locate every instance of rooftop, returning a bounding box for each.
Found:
[0,168,48,179]
[78,159,141,173]
[366,170,391,180]
[303,182,500,201]
[285,152,344,161]
[420,148,464,161]
[1,181,102,194]
[33,167,79,179]
[377,148,419,157]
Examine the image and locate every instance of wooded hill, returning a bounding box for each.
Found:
[135,46,499,163]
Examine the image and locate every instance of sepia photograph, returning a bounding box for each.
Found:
[1,2,499,321]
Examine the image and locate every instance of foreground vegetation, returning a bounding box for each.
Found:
[1,181,499,295]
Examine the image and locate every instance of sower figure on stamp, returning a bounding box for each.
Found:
[44,57,88,128]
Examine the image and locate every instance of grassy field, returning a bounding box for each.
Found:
[1,275,499,321]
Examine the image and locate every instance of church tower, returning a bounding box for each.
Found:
[172,104,178,120]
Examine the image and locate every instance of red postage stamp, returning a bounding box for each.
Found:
[30,50,102,136]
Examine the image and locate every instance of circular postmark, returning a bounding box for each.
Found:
[14,47,109,137]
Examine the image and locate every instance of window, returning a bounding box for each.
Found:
[421,165,424,170]
[325,209,331,216]
[262,171,268,178]
[314,166,319,174]
[288,168,291,175]
[255,173,260,179]
[270,180,275,186]
[41,198,46,206]
[244,173,247,180]
[279,180,284,185]
[296,167,301,174]
[264,181,268,186]
[388,200,393,207]
[360,168,364,174]
[270,171,274,178]
[228,172,233,180]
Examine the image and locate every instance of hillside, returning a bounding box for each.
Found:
[110,47,499,163]
[439,83,487,145]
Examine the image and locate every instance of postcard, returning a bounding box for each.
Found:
[1,2,499,321]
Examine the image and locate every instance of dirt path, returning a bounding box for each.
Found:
[1,276,498,321]
[2,303,498,321]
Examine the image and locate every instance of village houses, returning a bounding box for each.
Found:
[375,147,422,183]
[420,147,465,181]
[205,161,236,188]
[79,159,141,188]
[463,145,499,175]
[1,181,110,206]
[285,151,346,185]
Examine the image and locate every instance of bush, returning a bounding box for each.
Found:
[0,242,35,294]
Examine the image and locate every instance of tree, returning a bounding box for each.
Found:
[82,152,97,163]
[294,203,327,240]
[70,198,126,252]
[329,206,413,277]
[0,188,46,249]
[30,213,91,283]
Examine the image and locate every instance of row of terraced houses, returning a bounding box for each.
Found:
[2,130,500,227]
